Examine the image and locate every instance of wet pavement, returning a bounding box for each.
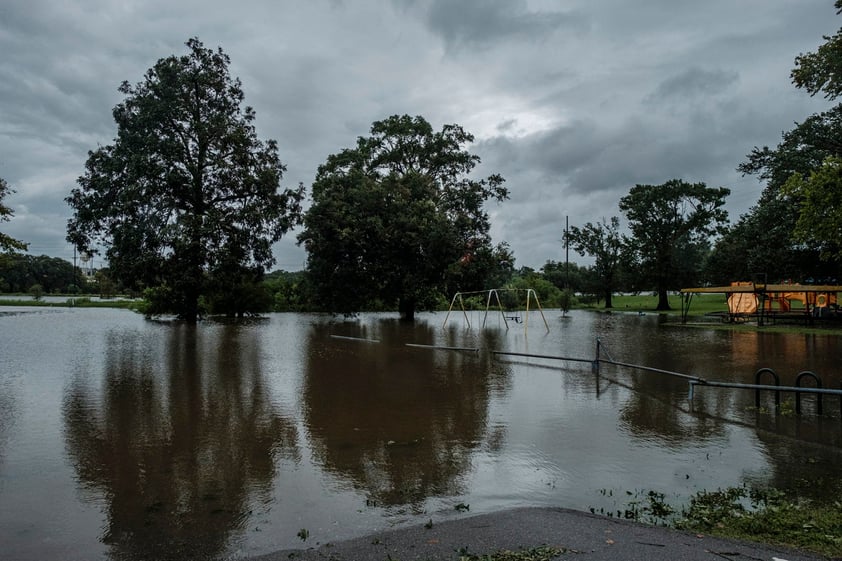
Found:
[252,507,829,561]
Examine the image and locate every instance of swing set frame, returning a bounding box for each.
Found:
[442,288,550,332]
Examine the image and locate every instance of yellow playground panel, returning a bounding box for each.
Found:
[725,281,838,314]
[681,281,842,323]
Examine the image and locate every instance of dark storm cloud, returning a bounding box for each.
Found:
[1,0,840,269]
[424,0,587,49]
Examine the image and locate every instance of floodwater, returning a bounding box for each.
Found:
[1,307,841,560]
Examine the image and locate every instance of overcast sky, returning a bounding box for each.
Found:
[0,0,838,271]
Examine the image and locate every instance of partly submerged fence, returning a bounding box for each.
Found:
[492,338,842,418]
[337,331,842,418]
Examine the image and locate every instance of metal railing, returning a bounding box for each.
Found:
[493,337,842,418]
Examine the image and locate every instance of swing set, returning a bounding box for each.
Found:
[442,288,550,332]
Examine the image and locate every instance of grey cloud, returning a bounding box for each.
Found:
[425,0,588,49]
[1,0,839,270]
[646,68,740,104]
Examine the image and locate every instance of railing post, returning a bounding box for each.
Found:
[755,368,780,409]
[593,338,601,374]
[795,371,823,415]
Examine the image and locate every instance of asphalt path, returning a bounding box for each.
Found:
[251,507,830,561]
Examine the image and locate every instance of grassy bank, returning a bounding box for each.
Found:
[0,297,139,309]
[579,293,728,314]
[601,486,842,558]
[579,293,842,335]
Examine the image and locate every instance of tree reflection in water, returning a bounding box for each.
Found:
[63,323,299,561]
[303,319,506,510]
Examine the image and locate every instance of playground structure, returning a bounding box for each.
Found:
[442,288,550,332]
[681,281,842,325]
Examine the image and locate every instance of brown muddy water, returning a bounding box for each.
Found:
[1,307,841,560]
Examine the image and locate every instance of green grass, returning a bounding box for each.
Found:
[0,297,139,310]
[579,293,728,314]
[674,487,842,558]
[597,486,842,558]
[578,294,842,334]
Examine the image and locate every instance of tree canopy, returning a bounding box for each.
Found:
[298,115,508,320]
[773,3,842,272]
[620,179,729,310]
[711,9,842,285]
[564,217,624,308]
[66,38,303,322]
[783,156,842,263]
[0,177,27,253]
[792,0,842,99]
[0,254,82,294]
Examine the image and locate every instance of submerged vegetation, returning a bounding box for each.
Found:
[592,486,842,558]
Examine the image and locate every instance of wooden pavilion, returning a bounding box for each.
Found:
[680,281,842,325]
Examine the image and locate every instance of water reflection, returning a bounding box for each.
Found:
[0,389,12,473]
[618,388,727,447]
[302,319,505,509]
[1,309,840,561]
[751,428,842,502]
[63,324,299,561]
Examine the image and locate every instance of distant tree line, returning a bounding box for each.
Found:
[0,253,85,294]
[2,10,842,320]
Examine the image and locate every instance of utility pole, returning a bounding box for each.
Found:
[565,215,569,290]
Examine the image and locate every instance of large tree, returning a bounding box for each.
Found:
[712,7,842,285]
[792,0,842,100]
[783,156,842,263]
[774,1,842,271]
[299,115,508,320]
[564,217,624,308]
[0,177,27,253]
[715,103,842,285]
[66,38,303,322]
[620,179,729,310]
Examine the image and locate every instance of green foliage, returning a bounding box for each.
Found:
[0,177,27,253]
[558,288,575,314]
[28,283,44,300]
[675,487,842,558]
[783,156,842,262]
[564,217,625,308]
[620,179,729,310]
[299,114,507,320]
[0,254,86,293]
[447,241,515,296]
[507,272,563,308]
[720,108,842,283]
[540,260,586,292]
[66,38,303,322]
[715,10,842,285]
[598,485,842,557]
[139,285,207,318]
[206,277,273,317]
[791,0,842,100]
[263,269,310,312]
[95,270,115,299]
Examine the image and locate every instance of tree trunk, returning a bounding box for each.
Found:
[604,290,613,309]
[656,288,671,310]
[183,286,200,323]
[399,297,416,322]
